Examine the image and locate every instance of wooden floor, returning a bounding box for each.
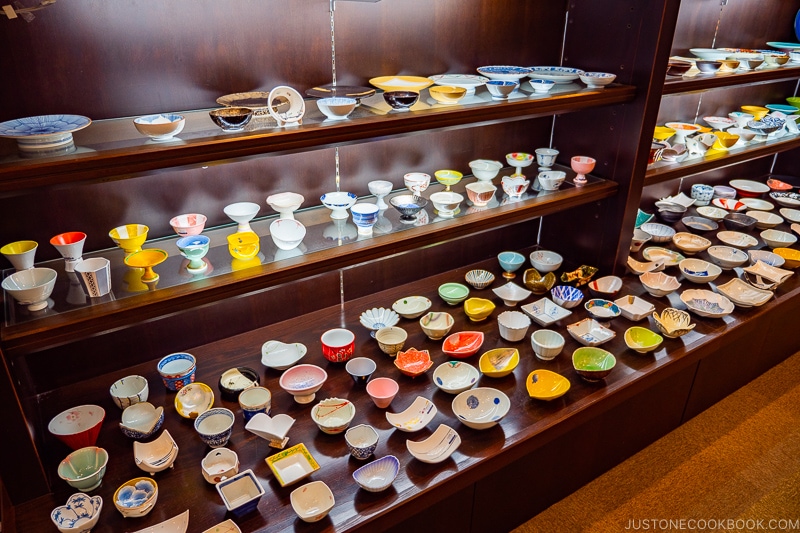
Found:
[513,350,800,533]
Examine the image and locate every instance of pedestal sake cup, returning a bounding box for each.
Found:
[50,232,87,272]
[1,240,38,270]
[238,386,272,422]
[109,224,148,254]
[74,257,112,298]
[321,328,356,363]
[176,235,210,273]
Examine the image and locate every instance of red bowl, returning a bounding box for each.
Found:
[442,331,485,359]
[320,328,355,363]
[48,404,105,450]
[767,178,793,191]
[393,348,433,378]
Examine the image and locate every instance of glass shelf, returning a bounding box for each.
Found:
[663,62,800,95]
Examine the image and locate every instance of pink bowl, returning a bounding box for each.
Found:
[366,377,399,408]
[570,156,596,174]
[169,214,207,236]
[48,405,106,450]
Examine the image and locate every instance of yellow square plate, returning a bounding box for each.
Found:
[266,443,320,487]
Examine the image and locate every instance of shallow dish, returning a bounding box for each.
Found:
[369,75,433,93]
[640,222,675,243]
[465,269,496,289]
[779,207,800,223]
[730,179,770,197]
[290,480,335,523]
[742,261,794,286]
[572,347,616,381]
[712,198,747,212]
[639,271,681,297]
[130,510,189,533]
[406,424,461,463]
[567,318,615,347]
[773,247,800,268]
[429,74,489,94]
[133,429,179,475]
[120,402,164,440]
[174,382,214,419]
[492,281,532,307]
[217,367,259,402]
[391,296,432,319]
[352,455,400,492]
[433,361,480,394]
[624,327,663,354]
[442,331,485,358]
[746,210,783,229]
[679,258,722,284]
[452,387,510,430]
[770,192,800,207]
[438,282,470,305]
[266,443,320,487]
[261,340,307,371]
[478,348,520,378]
[521,297,572,327]
[715,278,772,308]
[672,232,712,255]
[642,247,685,266]
[681,288,735,318]
[51,492,103,533]
[584,299,621,320]
[113,477,158,518]
[359,307,400,333]
[716,230,758,249]
[613,295,655,321]
[626,257,665,275]
[696,205,729,221]
[760,228,797,248]
[748,249,786,268]
[394,348,434,378]
[133,113,185,141]
[528,66,584,83]
[526,369,571,400]
[707,245,749,270]
[652,308,695,338]
[311,398,356,434]
[386,396,437,432]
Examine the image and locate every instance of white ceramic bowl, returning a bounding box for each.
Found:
[492,281,532,307]
[419,311,455,340]
[746,210,783,229]
[529,250,563,272]
[2,267,57,311]
[760,228,797,248]
[707,245,749,270]
[133,113,185,141]
[406,424,461,463]
[261,340,307,370]
[640,223,675,243]
[432,361,479,394]
[451,387,510,430]
[109,375,149,410]
[310,398,356,434]
[320,191,357,219]
[352,455,400,492]
[51,492,103,533]
[639,271,681,297]
[270,218,306,251]
[678,258,722,283]
[290,480,335,523]
[497,310,532,342]
[134,429,179,475]
[530,329,565,360]
[317,97,357,120]
[266,192,304,218]
[279,364,328,404]
[201,446,240,484]
[469,159,503,181]
[120,402,164,440]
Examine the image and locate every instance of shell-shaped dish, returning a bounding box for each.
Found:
[359,307,400,332]
[717,230,758,249]
[433,361,480,394]
[386,396,437,432]
[652,308,695,338]
[452,387,510,430]
[526,369,571,400]
[680,289,735,318]
[406,424,461,463]
[352,455,400,492]
[624,327,664,354]
[261,340,307,371]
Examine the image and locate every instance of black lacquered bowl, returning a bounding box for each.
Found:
[383,91,419,110]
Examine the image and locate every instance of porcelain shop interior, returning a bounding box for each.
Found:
[2,1,800,532]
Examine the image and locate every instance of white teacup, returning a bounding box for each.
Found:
[74,257,111,298]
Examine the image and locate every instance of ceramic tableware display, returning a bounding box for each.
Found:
[224,202,260,232]
[124,249,168,285]
[535,148,559,169]
[209,107,253,131]
[0,114,91,157]
[506,152,534,176]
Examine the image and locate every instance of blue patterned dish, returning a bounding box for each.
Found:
[476,65,532,82]
[352,455,400,492]
[550,285,584,309]
[51,493,103,533]
[528,66,585,84]
[0,114,91,138]
[451,387,510,430]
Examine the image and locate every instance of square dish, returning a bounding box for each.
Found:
[266,443,320,487]
[521,297,572,326]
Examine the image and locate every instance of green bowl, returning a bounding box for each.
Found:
[438,282,470,306]
[624,326,664,353]
[572,347,616,382]
[786,96,800,112]
[57,446,109,492]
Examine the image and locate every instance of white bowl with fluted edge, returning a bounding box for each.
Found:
[352,455,400,492]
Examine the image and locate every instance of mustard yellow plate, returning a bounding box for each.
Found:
[526,369,571,400]
[369,75,434,93]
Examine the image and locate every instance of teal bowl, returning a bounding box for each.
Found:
[58,446,109,492]
[498,251,525,277]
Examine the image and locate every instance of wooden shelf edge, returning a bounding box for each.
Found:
[0,86,635,194]
[1,180,618,355]
[662,64,800,95]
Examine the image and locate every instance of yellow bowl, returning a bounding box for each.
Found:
[429,85,467,104]
[463,297,496,322]
[711,131,739,150]
[773,247,800,268]
[653,126,675,141]
[227,231,260,260]
[526,369,571,400]
[1,240,38,270]
[124,249,168,269]
[478,348,519,378]
[369,75,434,93]
[741,105,768,120]
[623,326,664,354]
[434,170,463,190]
[109,224,149,254]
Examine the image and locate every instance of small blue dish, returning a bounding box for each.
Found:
[498,251,525,278]
[765,104,798,114]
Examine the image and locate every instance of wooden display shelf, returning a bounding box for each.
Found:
[13,216,800,533]
[644,133,800,185]
[0,84,635,195]
[0,175,618,356]
[662,63,800,95]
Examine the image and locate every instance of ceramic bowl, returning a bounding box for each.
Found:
[429,85,467,104]
[49,405,105,450]
[442,331,485,358]
[238,386,272,422]
[771,191,800,207]
[58,446,109,492]
[493,281,532,307]
[51,492,103,533]
[707,245,749,270]
[746,210,783,229]
[572,347,616,381]
[679,258,722,283]
[465,181,498,207]
[261,340,307,370]
[613,295,655,322]
[761,228,797,248]
[216,469,265,516]
[624,327,664,354]
[529,250,563,273]
[486,80,518,99]
[463,297,496,322]
[374,326,408,356]
[133,113,185,141]
[352,455,400,492]
[218,367,259,402]
[469,159,503,181]
[1,239,37,271]
[498,250,526,276]
[478,348,520,378]
[434,169,463,191]
[681,216,719,233]
[359,307,400,334]
[109,375,149,410]
[465,269,496,290]
[630,228,652,252]
[666,60,692,76]
[270,218,306,250]
[680,289,735,318]
[530,79,556,93]
[267,191,305,219]
[169,213,207,236]
[653,308,695,338]
[579,71,616,88]
[209,107,253,131]
[120,402,164,440]
[366,377,399,408]
[113,477,158,518]
[351,202,381,233]
[584,299,621,320]
[695,60,722,73]
[781,207,800,223]
[567,317,616,347]
[2,267,57,311]
[696,206,729,221]
[320,327,355,363]
[194,407,235,448]
[406,424,461,463]
[279,364,328,404]
[394,347,433,378]
[383,90,419,110]
[345,357,377,386]
[642,246,684,267]
[639,271,681,297]
[657,205,687,224]
[201,447,240,484]
[730,179,770,198]
[773,247,800,268]
[321,191,357,219]
[174,382,214,419]
[672,232,712,255]
[419,311,455,340]
[550,285,584,308]
[740,197,776,211]
[156,352,196,391]
[537,170,567,191]
[433,361,480,394]
[438,282,470,305]
[526,369,571,401]
[748,249,786,268]
[317,97,356,120]
[311,398,356,434]
[386,396,437,432]
[391,295,432,319]
[626,257,665,276]
[531,329,565,360]
[134,429,179,475]
[523,268,556,294]
[290,480,335,523]
[452,387,510,430]
[586,275,623,298]
[344,424,380,460]
[478,65,532,82]
[640,222,675,243]
[497,311,531,342]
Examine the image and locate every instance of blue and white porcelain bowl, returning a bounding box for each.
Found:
[451,387,510,430]
[345,424,380,460]
[486,80,518,100]
[317,97,357,120]
[321,191,358,219]
[194,407,235,448]
[551,285,584,309]
[579,72,617,88]
[119,402,164,440]
[351,202,380,234]
[113,477,157,518]
[133,113,185,141]
[51,492,103,533]
[352,455,400,492]
[528,66,585,84]
[156,352,196,391]
[0,114,91,157]
[530,79,556,94]
[476,65,532,82]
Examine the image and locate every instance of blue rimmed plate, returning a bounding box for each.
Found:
[0,114,91,138]
[476,65,532,82]
[528,66,585,84]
